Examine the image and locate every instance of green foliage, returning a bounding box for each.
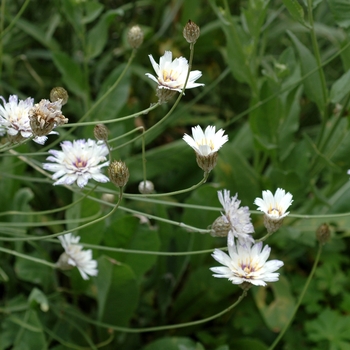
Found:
[1,0,350,349]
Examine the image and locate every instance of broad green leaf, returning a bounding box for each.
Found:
[82,0,104,24]
[330,69,350,103]
[96,256,139,326]
[282,0,310,28]
[103,215,160,278]
[143,337,203,350]
[15,19,60,51]
[12,188,34,224]
[86,11,118,59]
[253,276,295,332]
[327,0,350,28]
[61,0,83,36]
[51,51,87,99]
[288,31,326,112]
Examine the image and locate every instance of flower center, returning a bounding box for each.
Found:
[74,158,87,168]
[268,207,281,217]
[196,138,214,150]
[162,69,180,82]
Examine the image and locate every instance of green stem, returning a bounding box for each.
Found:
[0,246,57,268]
[59,289,248,333]
[268,243,323,350]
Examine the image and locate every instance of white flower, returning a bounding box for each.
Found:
[210,239,283,287]
[254,188,293,221]
[218,190,254,243]
[0,95,51,144]
[145,51,204,92]
[43,139,110,188]
[57,233,98,280]
[183,125,228,157]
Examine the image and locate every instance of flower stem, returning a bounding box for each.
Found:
[268,242,323,350]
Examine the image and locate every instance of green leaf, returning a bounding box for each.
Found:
[306,308,350,347]
[82,0,104,24]
[288,31,326,112]
[330,69,350,103]
[15,19,60,51]
[96,256,139,326]
[51,51,87,99]
[327,0,350,28]
[231,339,268,350]
[143,337,203,350]
[253,276,296,332]
[282,0,310,28]
[103,216,160,279]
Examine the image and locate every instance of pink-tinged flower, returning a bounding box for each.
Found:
[210,239,283,287]
[43,139,109,188]
[145,51,204,92]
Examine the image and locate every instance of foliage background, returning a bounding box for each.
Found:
[1,0,350,349]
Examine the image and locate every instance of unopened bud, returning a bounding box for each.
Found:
[50,87,69,106]
[316,223,331,245]
[127,25,144,49]
[138,180,154,194]
[210,216,231,237]
[156,87,176,104]
[183,20,200,44]
[94,124,109,141]
[108,160,129,188]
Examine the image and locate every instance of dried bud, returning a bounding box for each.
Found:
[29,99,68,137]
[138,180,154,194]
[156,87,176,104]
[108,160,129,188]
[94,124,109,141]
[316,223,331,245]
[195,152,218,173]
[127,25,144,49]
[183,20,200,44]
[50,87,69,106]
[210,216,231,237]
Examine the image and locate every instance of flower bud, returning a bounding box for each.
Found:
[108,160,129,188]
[210,216,231,237]
[183,20,200,44]
[127,25,144,49]
[50,87,69,105]
[138,180,154,194]
[156,87,176,104]
[29,99,68,137]
[316,223,331,245]
[94,124,109,141]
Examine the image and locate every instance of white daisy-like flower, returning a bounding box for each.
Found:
[145,51,204,92]
[254,188,293,221]
[217,190,254,243]
[210,239,283,287]
[254,188,293,234]
[0,95,51,144]
[43,139,110,188]
[183,125,228,157]
[57,233,98,280]
[183,125,228,173]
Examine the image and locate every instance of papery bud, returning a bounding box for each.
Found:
[183,20,200,44]
[127,25,144,49]
[29,99,68,137]
[108,160,129,188]
[138,180,154,194]
[316,223,331,245]
[56,252,74,271]
[156,87,176,104]
[94,124,109,141]
[101,193,115,203]
[210,216,231,237]
[196,152,218,173]
[263,215,283,234]
[50,87,69,106]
